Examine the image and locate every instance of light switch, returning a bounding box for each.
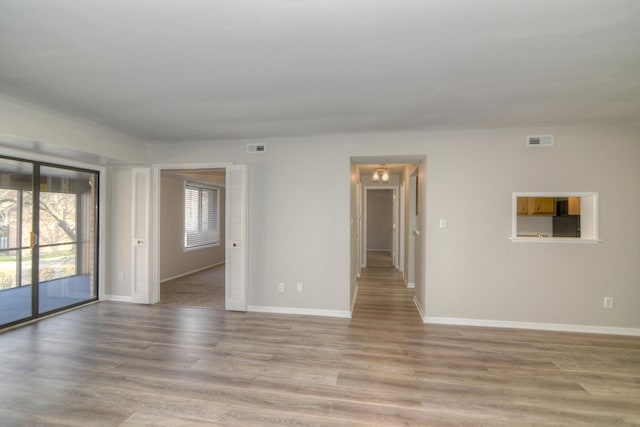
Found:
[439,218,447,229]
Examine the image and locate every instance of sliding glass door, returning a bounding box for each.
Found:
[0,156,99,328]
[0,157,34,325]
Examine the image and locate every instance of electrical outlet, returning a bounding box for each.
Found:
[278,282,285,293]
[604,296,614,309]
[297,282,304,293]
[118,273,124,282]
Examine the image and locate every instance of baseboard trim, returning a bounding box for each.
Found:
[160,262,225,283]
[423,316,640,337]
[248,305,352,319]
[103,295,133,303]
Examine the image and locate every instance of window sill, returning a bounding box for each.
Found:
[510,236,600,244]
[183,242,221,252]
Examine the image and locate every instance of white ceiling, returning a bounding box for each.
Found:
[1,0,639,144]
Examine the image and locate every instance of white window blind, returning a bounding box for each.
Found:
[184,182,219,248]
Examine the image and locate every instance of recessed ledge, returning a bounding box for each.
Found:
[510,237,601,244]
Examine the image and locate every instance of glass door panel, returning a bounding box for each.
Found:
[38,166,98,314]
[0,158,34,327]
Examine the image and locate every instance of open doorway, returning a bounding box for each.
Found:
[365,188,395,268]
[157,169,226,309]
[350,156,425,316]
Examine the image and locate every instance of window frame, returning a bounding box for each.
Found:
[183,181,220,251]
[511,192,600,244]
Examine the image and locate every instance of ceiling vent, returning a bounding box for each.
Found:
[527,135,554,147]
[246,143,266,153]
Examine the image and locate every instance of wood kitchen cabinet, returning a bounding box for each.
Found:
[517,197,556,216]
[528,197,555,215]
[516,197,528,215]
[568,197,581,215]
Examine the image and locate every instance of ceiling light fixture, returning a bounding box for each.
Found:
[372,165,390,183]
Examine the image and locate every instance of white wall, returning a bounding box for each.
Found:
[349,162,360,310]
[0,95,146,164]
[107,166,134,298]
[159,172,225,281]
[145,127,640,330]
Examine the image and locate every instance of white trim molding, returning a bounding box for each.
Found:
[248,305,352,319]
[102,295,133,303]
[160,262,224,283]
[423,316,640,337]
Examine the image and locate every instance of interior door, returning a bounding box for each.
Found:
[131,168,150,303]
[392,188,398,268]
[225,164,247,311]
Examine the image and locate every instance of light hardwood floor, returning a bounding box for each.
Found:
[158,265,225,310]
[0,266,639,426]
[366,250,393,268]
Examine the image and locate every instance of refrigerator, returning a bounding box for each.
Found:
[552,215,580,237]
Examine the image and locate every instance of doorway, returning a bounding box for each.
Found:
[365,188,395,268]
[350,155,424,313]
[140,163,247,311]
[0,155,99,328]
[157,169,226,309]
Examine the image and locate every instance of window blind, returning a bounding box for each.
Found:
[184,182,219,248]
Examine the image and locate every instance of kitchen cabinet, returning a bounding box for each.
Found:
[516,197,528,216]
[517,197,556,216]
[528,197,555,215]
[568,197,580,215]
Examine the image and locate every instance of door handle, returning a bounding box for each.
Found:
[30,232,38,249]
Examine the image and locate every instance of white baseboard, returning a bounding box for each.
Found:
[248,305,351,319]
[423,316,640,337]
[160,262,225,283]
[102,295,132,303]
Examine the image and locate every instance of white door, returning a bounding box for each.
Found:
[225,164,248,311]
[392,188,398,268]
[407,175,417,288]
[131,168,151,303]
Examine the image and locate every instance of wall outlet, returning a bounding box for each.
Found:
[296,282,304,293]
[604,296,614,309]
[278,282,285,293]
[118,273,124,282]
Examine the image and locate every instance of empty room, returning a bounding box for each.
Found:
[1,1,639,425]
